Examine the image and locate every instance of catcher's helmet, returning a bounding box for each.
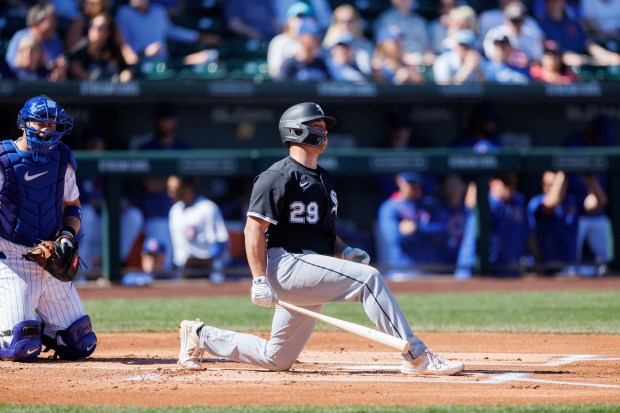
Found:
[279,102,336,147]
[17,95,73,162]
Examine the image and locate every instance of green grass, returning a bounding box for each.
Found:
[84,290,620,334]
[1,405,619,413]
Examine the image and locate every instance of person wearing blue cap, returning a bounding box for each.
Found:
[267,2,313,78]
[481,2,543,68]
[370,25,425,84]
[276,17,331,81]
[373,0,435,66]
[286,1,313,19]
[433,28,486,84]
[481,31,531,84]
[274,0,332,32]
[325,33,368,81]
[322,4,374,76]
[267,2,313,77]
[376,172,430,277]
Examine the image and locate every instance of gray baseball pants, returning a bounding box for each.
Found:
[197,247,428,370]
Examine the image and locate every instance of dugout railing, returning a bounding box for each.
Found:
[74,147,620,281]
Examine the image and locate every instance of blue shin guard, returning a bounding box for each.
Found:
[0,320,42,361]
[41,315,97,360]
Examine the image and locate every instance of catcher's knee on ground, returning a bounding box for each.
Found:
[0,320,42,361]
[41,315,97,360]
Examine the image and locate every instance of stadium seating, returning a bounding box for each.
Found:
[571,65,620,81]
[133,58,177,80]
[226,58,269,81]
[177,61,227,79]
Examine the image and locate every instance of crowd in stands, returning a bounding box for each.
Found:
[1,0,619,83]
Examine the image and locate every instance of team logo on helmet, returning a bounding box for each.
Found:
[315,104,325,115]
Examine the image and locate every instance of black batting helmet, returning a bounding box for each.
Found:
[279,102,337,147]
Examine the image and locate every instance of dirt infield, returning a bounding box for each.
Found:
[3,277,620,407]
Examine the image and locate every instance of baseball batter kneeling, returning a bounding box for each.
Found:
[178,102,463,375]
[0,95,96,362]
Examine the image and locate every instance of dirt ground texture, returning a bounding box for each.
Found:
[2,277,620,408]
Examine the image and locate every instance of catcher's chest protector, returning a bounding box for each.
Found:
[0,140,69,246]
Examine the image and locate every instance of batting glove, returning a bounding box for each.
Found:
[251,276,274,307]
[342,247,370,265]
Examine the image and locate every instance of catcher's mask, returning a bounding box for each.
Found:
[279,102,336,147]
[17,95,73,163]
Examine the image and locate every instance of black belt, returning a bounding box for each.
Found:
[283,248,304,254]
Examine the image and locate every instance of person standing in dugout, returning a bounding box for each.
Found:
[0,95,97,362]
[178,102,463,375]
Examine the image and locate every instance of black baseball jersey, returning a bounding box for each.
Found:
[247,156,338,255]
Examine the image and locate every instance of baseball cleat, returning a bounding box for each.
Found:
[178,319,204,370]
[401,350,464,376]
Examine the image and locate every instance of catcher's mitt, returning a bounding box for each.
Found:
[23,232,81,282]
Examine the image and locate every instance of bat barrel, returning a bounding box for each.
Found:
[277,300,411,353]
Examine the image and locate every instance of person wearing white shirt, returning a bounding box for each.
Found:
[478,0,543,40]
[483,2,543,64]
[433,29,485,84]
[167,176,229,283]
[267,2,309,78]
[374,0,435,65]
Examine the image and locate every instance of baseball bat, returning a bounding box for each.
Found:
[277,300,411,353]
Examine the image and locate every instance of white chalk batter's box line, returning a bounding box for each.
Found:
[121,352,620,388]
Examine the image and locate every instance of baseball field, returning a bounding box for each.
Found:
[2,276,620,412]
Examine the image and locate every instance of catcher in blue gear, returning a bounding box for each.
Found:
[0,95,96,362]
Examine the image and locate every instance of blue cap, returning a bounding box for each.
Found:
[298,18,321,37]
[455,29,477,48]
[376,25,402,43]
[287,2,313,18]
[398,172,423,185]
[142,238,166,254]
